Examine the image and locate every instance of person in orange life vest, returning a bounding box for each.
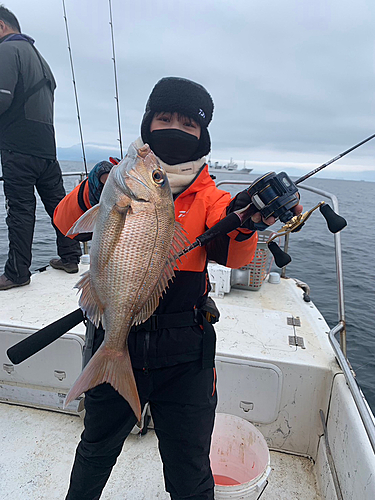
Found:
[55,77,303,500]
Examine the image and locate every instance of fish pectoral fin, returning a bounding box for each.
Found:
[75,271,104,327]
[64,345,141,421]
[67,205,100,235]
[132,221,191,326]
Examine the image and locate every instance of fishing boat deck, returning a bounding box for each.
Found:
[0,263,88,335]
[0,403,321,500]
[1,264,373,499]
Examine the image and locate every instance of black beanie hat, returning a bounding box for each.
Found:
[141,77,214,161]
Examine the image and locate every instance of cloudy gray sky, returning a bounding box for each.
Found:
[7,0,375,179]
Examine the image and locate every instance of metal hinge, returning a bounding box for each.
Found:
[289,336,305,348]
[287,316,301,326]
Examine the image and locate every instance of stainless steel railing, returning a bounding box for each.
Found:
[289,184,346,354]
[329,322,375,453]
[62,171,87,183]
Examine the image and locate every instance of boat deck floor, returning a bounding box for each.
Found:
[0,403,321,500]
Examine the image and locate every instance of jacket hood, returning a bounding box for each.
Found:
[1,33,35,44]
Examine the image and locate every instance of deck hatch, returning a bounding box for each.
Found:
[216,356,282,424]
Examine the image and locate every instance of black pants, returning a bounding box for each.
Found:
[65,359,217,500]
[1,150,81,283]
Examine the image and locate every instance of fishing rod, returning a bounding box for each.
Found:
[294,132,375,184]
[62,0,88,176]
[108,0,124,159]
[182,132,375,267]
[6,133,375,365]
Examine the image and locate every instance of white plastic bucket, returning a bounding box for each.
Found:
[210,413,271,500]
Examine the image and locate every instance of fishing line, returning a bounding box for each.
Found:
[353,359,375,372]
[62,0,88,176]
[108,0,123,159]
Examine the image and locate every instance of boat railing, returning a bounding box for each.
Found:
[0,171,87,183]
[62,171,87,183]
[216,179,375,454]
[298,185,375,453]
[329,323,375,452]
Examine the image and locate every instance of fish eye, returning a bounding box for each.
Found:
[152,169,164,184]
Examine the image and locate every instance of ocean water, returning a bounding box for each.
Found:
[0,162,374,414]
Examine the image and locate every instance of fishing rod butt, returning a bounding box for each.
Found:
[7,308,84,365]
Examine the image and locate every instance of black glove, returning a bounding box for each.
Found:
[88,161,113,206]
[227,190,269,231]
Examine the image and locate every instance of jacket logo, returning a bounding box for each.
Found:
[178,210,189,218]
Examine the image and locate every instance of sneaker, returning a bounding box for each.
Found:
[49,258,79,274]
[0,274,31,290]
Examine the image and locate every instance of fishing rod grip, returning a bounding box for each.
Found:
[196,205,257,247]
[320,204,347,233]
[196,212,242,246]
[7,308,84,365]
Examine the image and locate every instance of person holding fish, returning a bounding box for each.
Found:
[54,77,302,500]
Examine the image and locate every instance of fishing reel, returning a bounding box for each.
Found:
[247,171,300,222]
[182,169,347,268]
[245,171,347,267]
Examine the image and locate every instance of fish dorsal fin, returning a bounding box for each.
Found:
[75,270,105,327]
[67,204,100,236]
[132,221,190,326]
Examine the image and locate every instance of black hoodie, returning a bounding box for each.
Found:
[0,33,57,159]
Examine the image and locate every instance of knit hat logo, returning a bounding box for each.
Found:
[198,108,206,119]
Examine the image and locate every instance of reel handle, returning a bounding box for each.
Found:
[320,204,347,233]
[268,241,292,268]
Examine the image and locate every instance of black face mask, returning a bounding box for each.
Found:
[149,129,200,165]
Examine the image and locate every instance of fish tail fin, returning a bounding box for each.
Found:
[64,346,141,420]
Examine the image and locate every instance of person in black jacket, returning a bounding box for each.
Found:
[0,5,81,290]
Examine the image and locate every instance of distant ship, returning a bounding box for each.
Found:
[208,158,253,174]
[226,159,238,171]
